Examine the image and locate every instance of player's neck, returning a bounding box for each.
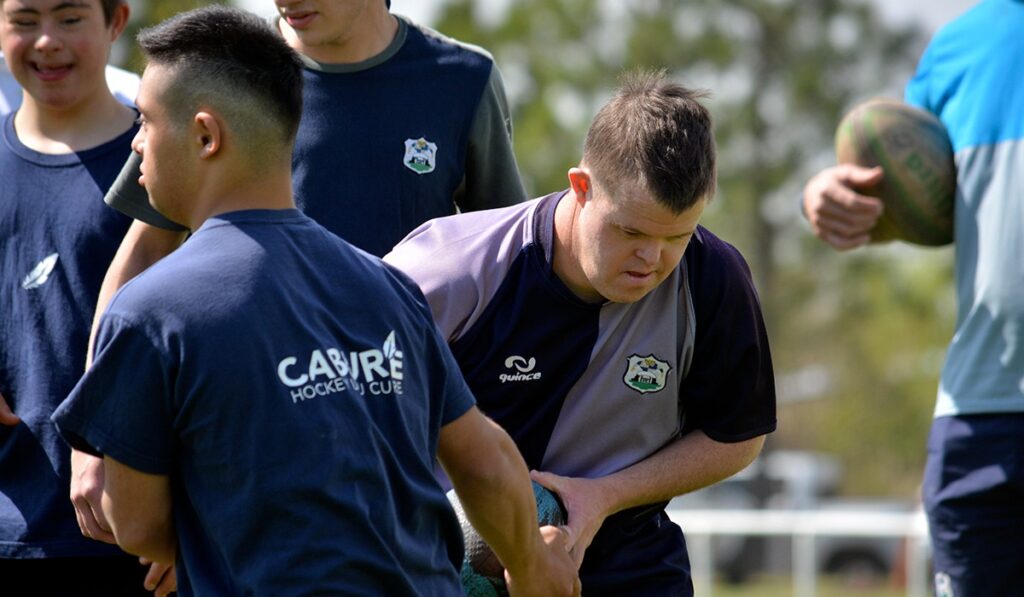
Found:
[552,191,603,303]
[13,89,135,154]
[281,10,398,65]
[188,165,296,231]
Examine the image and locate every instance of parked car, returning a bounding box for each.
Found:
[669,449,918,586]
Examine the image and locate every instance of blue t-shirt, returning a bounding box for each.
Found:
[53,210,474,595]
[386,193,777,478]
[292,16,525,256]
[104,16,527,257]
[904,0,1024,417]
[0,114,135,558]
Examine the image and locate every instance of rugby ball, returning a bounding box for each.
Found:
[447,480,567,596]
[834,98,955,246]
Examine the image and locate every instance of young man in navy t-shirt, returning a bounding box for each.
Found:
[70,0,529,531]
[103,0,526,256]
[386,72,778,595]
[53,7,578,595]
[0,0,164,593]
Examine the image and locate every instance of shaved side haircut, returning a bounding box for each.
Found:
[137,5,303,163]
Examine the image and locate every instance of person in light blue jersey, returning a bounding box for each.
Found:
[53,7,578,595]
[802,1,1024,593]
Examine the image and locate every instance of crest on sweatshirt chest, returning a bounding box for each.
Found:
[623,354,672,394]
[403,137,437,174]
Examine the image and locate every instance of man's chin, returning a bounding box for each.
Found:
[601,286,653,305]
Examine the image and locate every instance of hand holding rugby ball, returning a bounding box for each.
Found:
[447,480,567,596]
[834,98,956,246]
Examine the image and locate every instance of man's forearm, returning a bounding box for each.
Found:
[594,431,765,519]
[102,456,176,564]
[438,410,547,576]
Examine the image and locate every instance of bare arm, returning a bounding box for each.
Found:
[533,431,765,566]
[87,220,187,368]
[438,407,579,596]
[102,455,175,565]
[72,221,185,543]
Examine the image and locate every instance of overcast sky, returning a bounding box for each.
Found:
[242,0,977,35]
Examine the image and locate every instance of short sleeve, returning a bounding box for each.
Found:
[430,327,476,426]
[384,222,486,343]
[104,153,188,232]
[389,265,477,425]
[52,314,177,475]
[680,233,777,443]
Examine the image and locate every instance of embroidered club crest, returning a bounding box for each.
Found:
[934,572,954,597]
[403,137,437,174]
[623,354,671,394]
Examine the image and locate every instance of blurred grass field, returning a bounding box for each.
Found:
[710,575,911,597]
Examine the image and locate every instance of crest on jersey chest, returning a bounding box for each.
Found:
[623,354,671,394]
[403,137,437,174]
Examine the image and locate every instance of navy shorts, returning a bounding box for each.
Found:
[922,413,1024,596]
[579,504,693,596]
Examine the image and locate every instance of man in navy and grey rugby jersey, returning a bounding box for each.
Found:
[387,70,777,596]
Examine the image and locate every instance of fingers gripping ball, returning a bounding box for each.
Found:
[447,480,567,596]
[835,98,956,246]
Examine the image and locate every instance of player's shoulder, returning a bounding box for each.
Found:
[685,225,751,271]
[932,0,1003,43]
[398,15,495,71]
[683,225,757,297]
[106,242,207,315]
[917,0,1008,69]
[386,197,541,276]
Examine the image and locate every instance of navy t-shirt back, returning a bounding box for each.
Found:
[54,210,473,595]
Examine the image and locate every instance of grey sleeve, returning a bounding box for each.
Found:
[105,152,188,231]
[454,64,528,212]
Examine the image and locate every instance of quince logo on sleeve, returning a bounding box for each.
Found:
[276,331,405,404]
[403,137,437,174]
[623,354,671,394]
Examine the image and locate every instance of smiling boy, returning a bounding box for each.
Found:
[0,0,158,594]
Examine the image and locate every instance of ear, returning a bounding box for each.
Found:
[567,167,591,206]
[108,3,131,42]
[193,111,222,160]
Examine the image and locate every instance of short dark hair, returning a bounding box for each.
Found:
[137,5,303,153]
[99,0,123,26]
[582,70,716,213]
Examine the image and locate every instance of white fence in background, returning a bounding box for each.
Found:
[666,508,932,597]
